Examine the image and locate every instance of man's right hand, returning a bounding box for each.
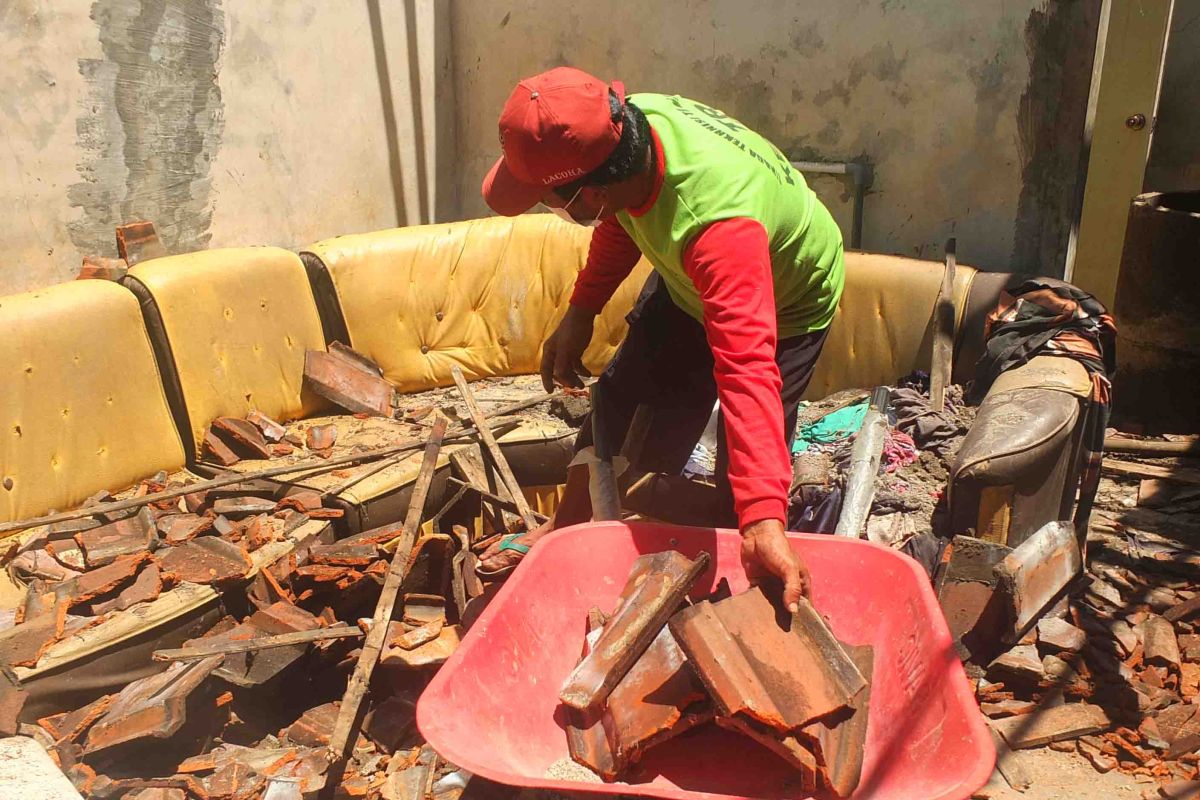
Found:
[541,305,597,391]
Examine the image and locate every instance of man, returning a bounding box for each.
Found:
[478,67,844,613]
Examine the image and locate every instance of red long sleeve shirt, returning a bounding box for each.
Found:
[570,216,789,528]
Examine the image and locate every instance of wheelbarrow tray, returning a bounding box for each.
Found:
[417,521,993,799]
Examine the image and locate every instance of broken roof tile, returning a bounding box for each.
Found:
[247,410,287,443]
[211,417,272,460]
[559,550,711,712]
[304,349,395,417]
[309,543,380,568]
[73,507,156,568]
[670,586,866,732]
[90,563,164,615]
[156,537,252,587]
[804,643,874,798]
[85,656,222,754]
[61,552,151,605]
[568,625,711,781]
[203,430,242,466]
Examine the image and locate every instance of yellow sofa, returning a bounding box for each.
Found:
[0,214,1094,719]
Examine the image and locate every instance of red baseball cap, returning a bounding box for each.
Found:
[482,67,625,216]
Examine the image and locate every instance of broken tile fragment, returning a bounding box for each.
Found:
[995,521,1082,639]
[282,702,340,748]
[211,417,272,459]
[714,715,818,793]
[991,702,1112,749]
[247,410,287,443]
[987,644,1044,686]
[60,552,151,605]
[73,507,156,568]
[561,550,711,712]
[1139,615,1182,669]
[670,585,866,733]
[211,497,276,518]
[1037,616,1087,653]
[306,423,337,452]
[304,349,395,416]
[203,430,241,466]
[90,563,163,615]
[309,543,380,567]
[85,656,222,753]
[381,625,462,668]
[567,626,710,781]
[156,537,252,587]
[804,643,874,797]
[158,513,213,544]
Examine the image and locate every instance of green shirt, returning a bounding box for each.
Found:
[617,93,844,337]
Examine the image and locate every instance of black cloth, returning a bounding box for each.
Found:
[967,277,1115,404]
[576,273,829,527]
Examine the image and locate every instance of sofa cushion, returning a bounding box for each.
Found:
[302,215,653,392]
[0,281,186,522]
[987,355,1092,398]
[803,252,978,399]
[124,247,328,458]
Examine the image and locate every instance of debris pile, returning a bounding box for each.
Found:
[561,551,872,797]
[789,375,976,547]
[0,358,583,799]
[961,445,1200,797]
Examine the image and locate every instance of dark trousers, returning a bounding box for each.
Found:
[576,274,829,527]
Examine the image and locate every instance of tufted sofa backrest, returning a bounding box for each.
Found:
[302,215,653,393]
[123,247,329,458]
[0,281,186,522]
[803,252,980,399]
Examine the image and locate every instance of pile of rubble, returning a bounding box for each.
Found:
[789,377,976,547]
[962,444,1200,799]
[562,552,872,797]
[0,352,583,799]
[5,457,340,665]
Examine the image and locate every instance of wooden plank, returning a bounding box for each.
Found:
[450,367,539,532]
[1103,459,1200,485]
[153,626,362,661]
[323,416,448,791]
[1106,437,1200,457]
[930,238,956,413]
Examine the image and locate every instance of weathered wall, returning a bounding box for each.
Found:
[451,0,1099,274]
[0,0,423,295]
[1144,0,1200,193]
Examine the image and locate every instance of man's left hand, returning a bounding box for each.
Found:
[740,518,811,612]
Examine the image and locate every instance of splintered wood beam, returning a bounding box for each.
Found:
[322,416,448,791]
[930,237,957,413]
[450,366,539,532]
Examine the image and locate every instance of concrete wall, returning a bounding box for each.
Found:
[451,0,1100,274]
[1144,0,1200,193]
[0,0,436,295]
[1,0,1103,294]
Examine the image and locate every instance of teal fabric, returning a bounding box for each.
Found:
[792,401,868,453]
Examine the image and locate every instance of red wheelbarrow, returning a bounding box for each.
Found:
[417,521,993,799]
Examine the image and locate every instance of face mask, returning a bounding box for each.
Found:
[545,185,604,226]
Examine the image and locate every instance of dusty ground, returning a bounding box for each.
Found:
[977,746,1146,799]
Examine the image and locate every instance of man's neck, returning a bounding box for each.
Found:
[625,126,665,217]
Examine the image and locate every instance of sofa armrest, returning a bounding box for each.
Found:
[948,357,1091,547]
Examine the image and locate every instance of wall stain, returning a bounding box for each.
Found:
[1012,1,1101,274]
[847,42,908,90]
[68,0,225,258]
